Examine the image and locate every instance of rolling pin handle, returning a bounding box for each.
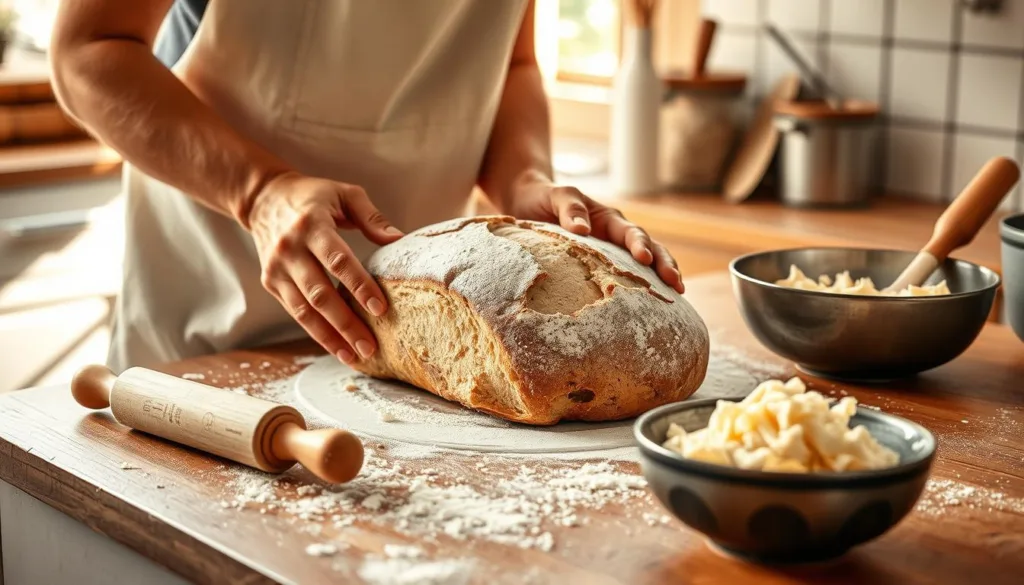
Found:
[71,364,117,409]
[271,422,365,484]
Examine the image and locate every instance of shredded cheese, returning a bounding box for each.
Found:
[775,265,950,296]
[662,378,900,473]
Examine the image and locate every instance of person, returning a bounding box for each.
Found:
[49,0,684,373]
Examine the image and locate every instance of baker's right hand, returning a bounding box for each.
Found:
[246,172,404,364]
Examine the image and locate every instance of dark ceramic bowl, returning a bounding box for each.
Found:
[634,397,936,564]
[1001,213,1024,342]
[729,247,1000,381]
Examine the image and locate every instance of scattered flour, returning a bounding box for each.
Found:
[219,456,651,554]
[305,543,340,557]
[357,556,473,585]
[383,544,425,559]
[914,478,1024,516]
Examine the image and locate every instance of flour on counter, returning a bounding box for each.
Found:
[220,455,650,553]
[914,478,1024,516]
[357,556,473,585]
[305,543,340,557]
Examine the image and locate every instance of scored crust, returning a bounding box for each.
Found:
[344,215,710,425]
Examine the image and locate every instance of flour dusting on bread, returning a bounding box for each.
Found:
[351,216,710,425]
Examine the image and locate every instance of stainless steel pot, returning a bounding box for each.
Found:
[1001,213,1024,342]
[773,100,880,208]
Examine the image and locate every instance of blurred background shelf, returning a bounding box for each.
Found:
[0,44,124,394]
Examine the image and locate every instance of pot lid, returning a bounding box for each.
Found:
[773,99,880,120]
[663,71,748,94]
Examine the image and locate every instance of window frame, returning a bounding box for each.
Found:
[537,0,623,87]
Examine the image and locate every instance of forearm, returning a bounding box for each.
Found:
[477,61,554,213]
[50,15,291,227]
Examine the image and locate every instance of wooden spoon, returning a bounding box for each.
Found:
[691,18,717,78]
[884,156,1020,293]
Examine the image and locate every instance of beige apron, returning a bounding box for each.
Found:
[107,0,529,372]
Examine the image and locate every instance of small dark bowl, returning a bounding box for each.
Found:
[634,398,936,564]
[1001,213,1024,342]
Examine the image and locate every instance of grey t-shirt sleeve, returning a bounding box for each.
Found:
[153,0,208,67]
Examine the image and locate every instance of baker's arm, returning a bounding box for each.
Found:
[476,0,684,293]
[49,0,285,225]
[49,0,401,363]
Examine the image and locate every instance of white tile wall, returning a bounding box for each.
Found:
[887,127,947,200]
[829,0,886,38]
[893,0,956,44]
[956,53,1024,131]
[889,48,951,122]
[766,0,820,33]
[707,31,758,76]
[701,0,760,28]
[827,43,882,102]
[962,0,1024,49]
[951,133,1021,211]
[699,0,1024,211]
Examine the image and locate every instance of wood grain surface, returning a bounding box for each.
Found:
[1,272,1022,585]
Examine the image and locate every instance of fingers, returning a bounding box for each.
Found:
[593,207,654,265]
[340,185,404,245]
[652,242,685,294]
[274,280,357,364]
[549,186,592,235]
[287,251,379,362]
[589,205,685,293]
[307,217,389,318]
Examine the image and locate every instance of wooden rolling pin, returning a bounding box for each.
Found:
[71,364,364,483]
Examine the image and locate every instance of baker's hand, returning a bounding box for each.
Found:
[506,173,684,293]
[247,171,404,364]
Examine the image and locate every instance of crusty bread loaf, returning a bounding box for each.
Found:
[344,215,710,425]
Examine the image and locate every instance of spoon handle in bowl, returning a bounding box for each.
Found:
[925,156,1020,261]
[885,156,1020,292]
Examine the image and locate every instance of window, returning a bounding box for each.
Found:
[535,0,621,85]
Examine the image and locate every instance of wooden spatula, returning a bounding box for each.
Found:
[884,156,1020,293]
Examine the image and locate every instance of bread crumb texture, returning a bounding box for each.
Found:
[350,216,710,425]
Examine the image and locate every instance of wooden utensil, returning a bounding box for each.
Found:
[722,73,801,203]
[691,18,717,78]
[71,364,364,483]
[884,156,1020,293]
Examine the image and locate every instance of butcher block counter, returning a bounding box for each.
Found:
[1,271,1023,585]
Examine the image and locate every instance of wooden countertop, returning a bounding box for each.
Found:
[2,272,1023,585]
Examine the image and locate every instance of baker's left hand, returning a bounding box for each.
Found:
[506,173,684,294]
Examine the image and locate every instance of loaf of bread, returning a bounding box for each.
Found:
[344,215,710,425]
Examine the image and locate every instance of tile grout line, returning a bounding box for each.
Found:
[878,0,896,195]
[716,27,1024,59]
[887,117,1021,139]
[819,0,831,79]
[753,0,767,101]
[939,4,965,203]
